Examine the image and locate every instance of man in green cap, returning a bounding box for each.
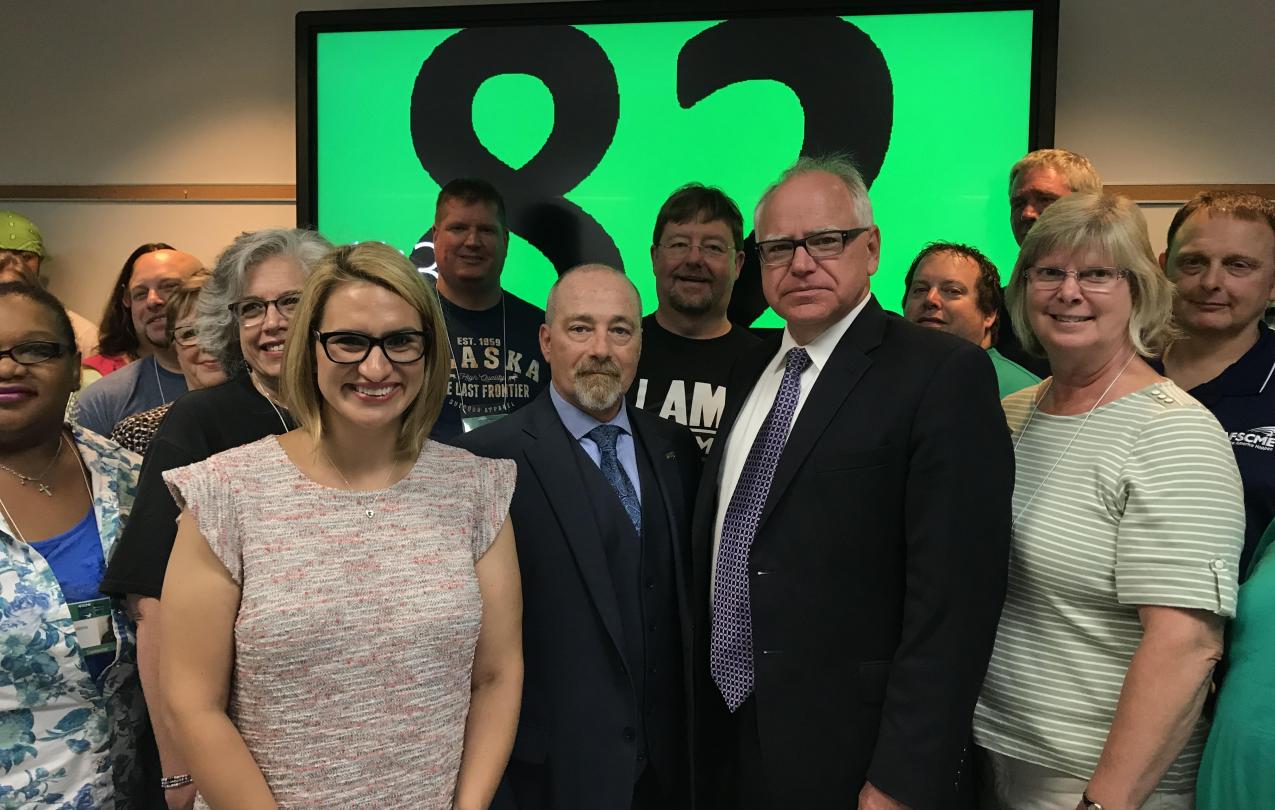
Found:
[1,210,100,355]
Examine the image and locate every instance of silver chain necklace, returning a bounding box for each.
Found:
[0,433,67,496]
[152,358,171,406]
[250,371,291,433]
[1010,352,1138,528]
[316,445,399,519]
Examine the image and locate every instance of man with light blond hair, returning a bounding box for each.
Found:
[999,148,1103,375]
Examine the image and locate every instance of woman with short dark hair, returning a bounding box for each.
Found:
[0,281,144,807]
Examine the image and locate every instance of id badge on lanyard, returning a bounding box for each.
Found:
[68,598,117,658]
[462,413,508,433]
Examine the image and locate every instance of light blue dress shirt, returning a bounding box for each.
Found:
[549,383,642,503]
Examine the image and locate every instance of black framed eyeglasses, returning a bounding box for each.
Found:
[314,330,430,364]
[0,341,67,366]
[228,292,303,325]
[756,227,871,266]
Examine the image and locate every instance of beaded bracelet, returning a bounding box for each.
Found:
[160,774,193,790]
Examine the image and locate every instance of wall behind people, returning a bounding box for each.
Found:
[3,0,1271,323]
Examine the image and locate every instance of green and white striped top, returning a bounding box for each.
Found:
[974,379,1244,790]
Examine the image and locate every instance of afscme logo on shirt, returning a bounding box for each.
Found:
[1229,426,1275,451]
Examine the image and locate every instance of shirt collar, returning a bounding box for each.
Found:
[549,382,633,441]
[1193,321,1275,400]
[774,292,872,374]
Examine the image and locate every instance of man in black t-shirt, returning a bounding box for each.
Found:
[628,184,761,456]
[430,178,547,438]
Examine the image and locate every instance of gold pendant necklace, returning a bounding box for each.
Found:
[0,434,66,497]
[0,433,93,544]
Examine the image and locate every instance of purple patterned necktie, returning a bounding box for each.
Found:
[711,347,811,711]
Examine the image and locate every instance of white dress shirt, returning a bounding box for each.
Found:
[711,294,872,592]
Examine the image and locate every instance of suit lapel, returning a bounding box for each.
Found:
[630,409,689,594]
[522,398,629,663]
[631,409,685,537]
[757,299,887,529]
[691,339,776,585]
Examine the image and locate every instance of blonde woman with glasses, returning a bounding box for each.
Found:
[973,194,1245,810]
[159,242,521,809]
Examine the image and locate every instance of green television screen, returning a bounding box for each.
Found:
[298,1,1056,327]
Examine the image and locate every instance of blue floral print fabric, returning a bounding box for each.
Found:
[0,426,140,809]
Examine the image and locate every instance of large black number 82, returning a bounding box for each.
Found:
[410,17,892,327]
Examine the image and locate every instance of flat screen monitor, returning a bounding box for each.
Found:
[297,0,1058,327]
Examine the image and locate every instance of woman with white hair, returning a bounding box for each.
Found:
[973,194,1245,809]
[99,228,331,810]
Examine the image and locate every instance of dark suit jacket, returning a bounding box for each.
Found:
[693,297,1014,810]
[455,391,700,810]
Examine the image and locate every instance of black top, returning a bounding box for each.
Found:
[1152,323,1275,577]
[433,290,549,440]
[100,373,293,599]
[627,314,762,457]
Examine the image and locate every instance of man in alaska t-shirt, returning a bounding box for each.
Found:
[430,178,547,438]
[628,184,761,457]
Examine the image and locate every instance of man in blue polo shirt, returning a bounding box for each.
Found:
[1158,190,1275,577]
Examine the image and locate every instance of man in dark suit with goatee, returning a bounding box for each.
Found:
[456,264,699,810]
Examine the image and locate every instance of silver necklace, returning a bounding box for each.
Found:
[0,433,93,544]
[152,358,171,405]
[250,372,291,433]
[316,445,399,519]
[1011,352,1138,528]
[0,434,67,496]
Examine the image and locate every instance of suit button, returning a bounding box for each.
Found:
[637,752,647,762]
[645,578,656,590]
[622,727,636,742]
[648,622,657,632]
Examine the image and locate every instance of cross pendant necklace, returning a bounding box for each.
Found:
[0,435,66,497]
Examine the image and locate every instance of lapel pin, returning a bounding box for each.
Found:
[665,451,676,460]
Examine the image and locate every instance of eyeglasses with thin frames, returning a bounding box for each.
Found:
[1026,266,1128,292]
[228,292,303,325]
[171,326,200,347]
[655,240,734,262]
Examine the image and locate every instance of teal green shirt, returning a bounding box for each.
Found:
[987,347,1040,399]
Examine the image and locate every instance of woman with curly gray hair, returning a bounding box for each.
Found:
[98,227,330,810]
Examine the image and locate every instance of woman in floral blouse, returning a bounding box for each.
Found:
[0,281,143,809]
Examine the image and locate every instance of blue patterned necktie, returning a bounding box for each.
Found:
[588,424,642,536]
[711,347,812,711]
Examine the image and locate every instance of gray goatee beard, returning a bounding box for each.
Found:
[573,360,624,413]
